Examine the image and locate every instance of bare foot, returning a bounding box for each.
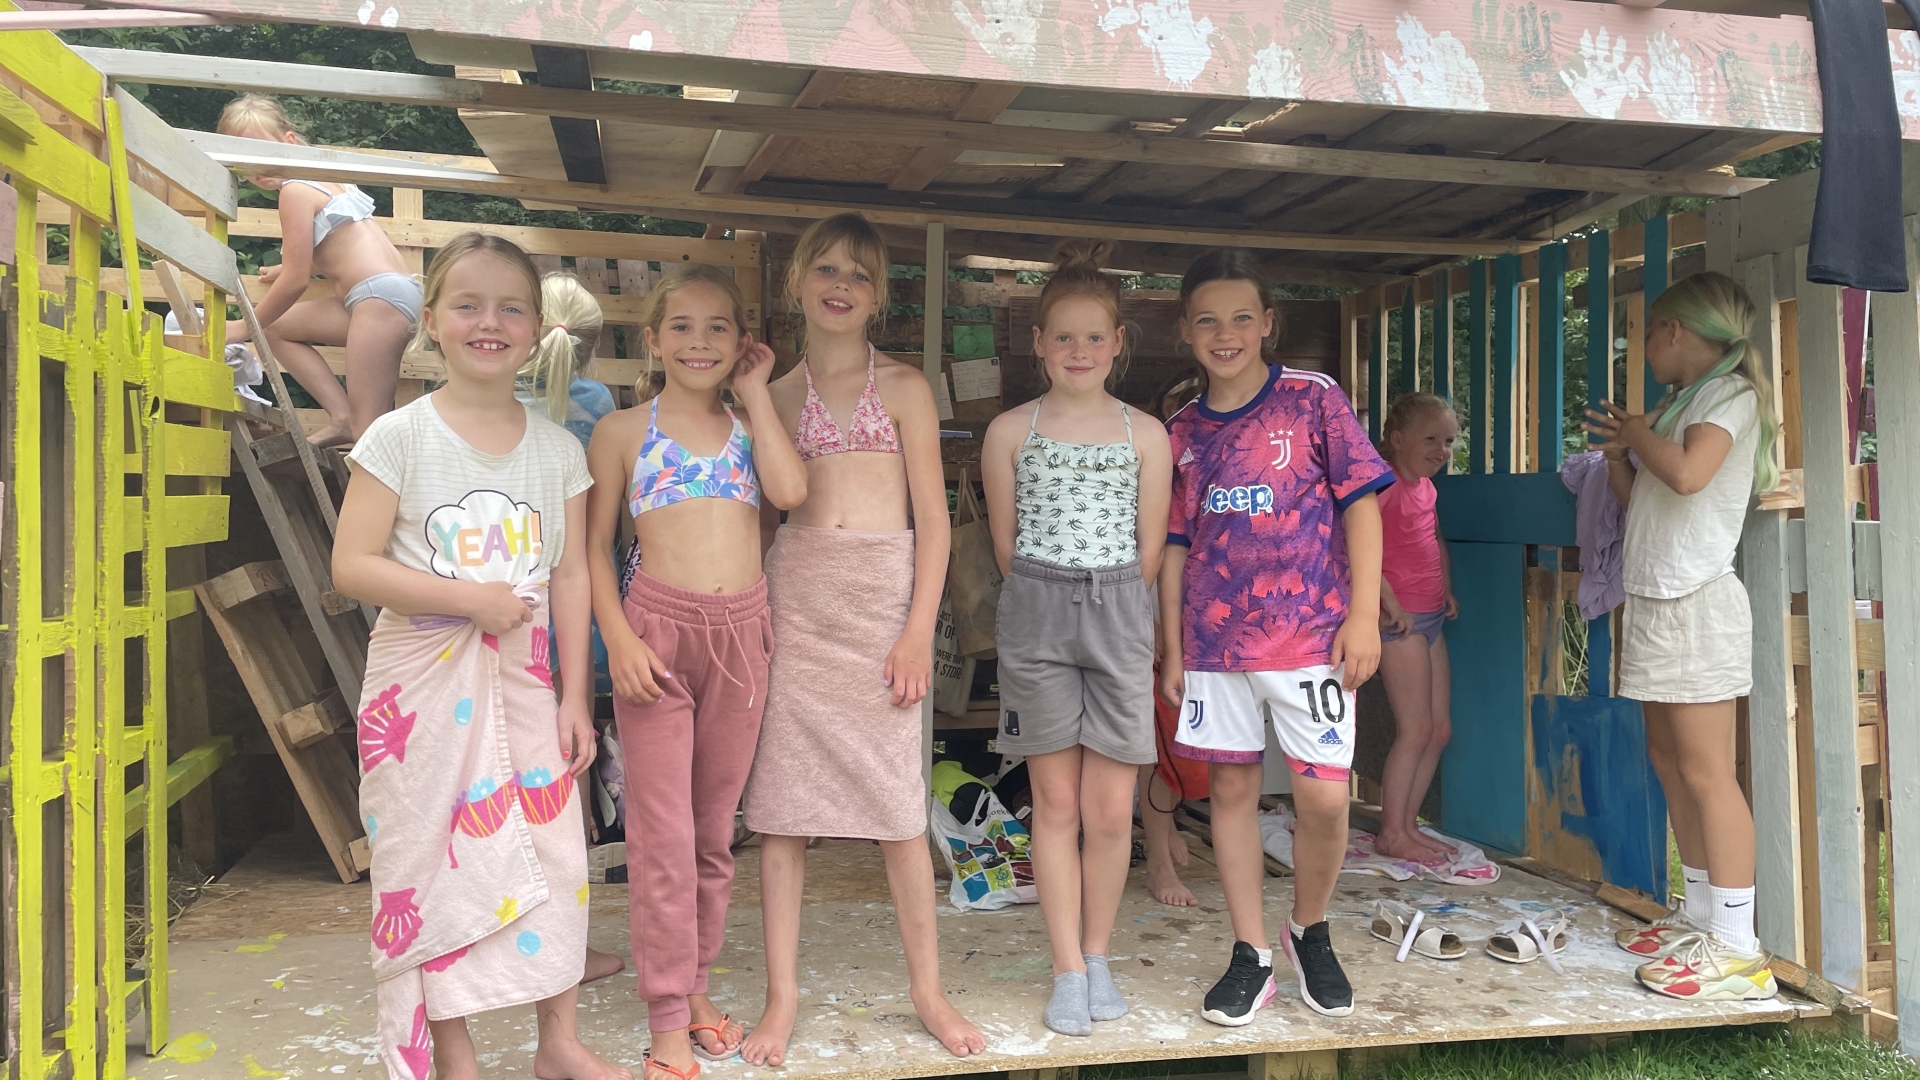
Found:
[582,947,625,984]
[304,420,354,449]
[533,1033,634,1080]
[1146,853,1198,907]
[1168,826,1191,867]
[911,986,986,1058]
[687,994,744,1059]
[1412,830,1455,857]
[740,995,797,1067]
[1373,832,1446,865]
[429,1017,480,1080]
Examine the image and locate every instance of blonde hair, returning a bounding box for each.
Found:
[637,264,751,388]
[410,231,543,361]
[1647,272,1780,493]
[1033,239,1131,389]
[787,212,890,319]
[1379,392,1457,459]
[517,272,605,423]
[218,93,302,140]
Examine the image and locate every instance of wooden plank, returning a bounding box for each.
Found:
[1624,291,1647,415]
[1870,221,1920,1056]
[1432,269,1452,404]
[1587,230,1612,414]
[186,131,1520,257]
[1469,260,1487,474]
[78,48,1771,199]
[120,736,234,837]
[1743,509,1803,960]
[0,20,106,131]
[1794,252,1867,995]
[887,81,1026,192]
[1397,285,1418,399]
[277,688,350,750]
[0,81,113,222]
[228,207,758,266]
[161,422,229,477]
[159,348,238,412]
[127,183,238,294]
[1537,241,1567,475]
[111,84,236,219]
[1249,1050,1338,1080]
[74,3,1862,138]
[1854,520,1882,604]
[1643,216,1670,409]
[198,561,292,613]
[152,260,204,335]
[1492,254,1519,474]
[1368,292,1385,441]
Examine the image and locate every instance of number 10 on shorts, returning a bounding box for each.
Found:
[1172,666,1357,773]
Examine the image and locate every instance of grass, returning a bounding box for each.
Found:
[938,1029,1918,1080]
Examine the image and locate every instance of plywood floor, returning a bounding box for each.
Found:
[137,829,1813,1079]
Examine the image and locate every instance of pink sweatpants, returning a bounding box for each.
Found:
[615,570,770,1033]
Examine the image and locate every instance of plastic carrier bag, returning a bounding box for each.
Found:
[929,762,1036,911]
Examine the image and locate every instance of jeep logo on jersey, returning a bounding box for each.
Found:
[1204,484,1275,517]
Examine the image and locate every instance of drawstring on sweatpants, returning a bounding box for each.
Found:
[1069,564,1110,606]
[693,603,753,710]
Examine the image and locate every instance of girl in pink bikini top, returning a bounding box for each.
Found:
[793,344,904,459]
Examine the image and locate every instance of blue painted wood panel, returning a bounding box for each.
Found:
[1587,230,1611,412]
[1432,473,1576,546]
[1530,694,1668,898]
[1441,541,1528,855]
[1434,270,1453,404]
[1399,286,1418,398]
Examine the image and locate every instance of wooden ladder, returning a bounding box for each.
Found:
[197,290,374,882]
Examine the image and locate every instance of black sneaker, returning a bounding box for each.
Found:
[1283,921,1354,1017]
[1200,940,1275,1026]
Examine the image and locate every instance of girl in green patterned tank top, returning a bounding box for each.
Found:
[981,240,1173,1037]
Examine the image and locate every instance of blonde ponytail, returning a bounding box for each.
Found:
[1647,272,1780,494]
[521,272,605,423]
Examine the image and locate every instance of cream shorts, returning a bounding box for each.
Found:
[1618,572,1752,704]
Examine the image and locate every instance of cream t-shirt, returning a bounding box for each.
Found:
[346,394,592,588]
[1622,373,1760,599]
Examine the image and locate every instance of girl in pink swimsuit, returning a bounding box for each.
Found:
[738,213,985,1066]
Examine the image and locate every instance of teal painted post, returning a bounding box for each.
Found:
[1537,241,1567,474]
[1492,253,1520,473]
[1469,261,1488,473]
[1585,230,1613,693]
[1399,285,1418,399]
[1369,296,1385,442]
[1434,270,1453,404]
[1644,215,1669,407]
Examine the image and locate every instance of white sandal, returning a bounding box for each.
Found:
[1369,900,1466,962]
[1486,910,1571,973]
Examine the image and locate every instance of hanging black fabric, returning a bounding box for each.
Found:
[1805,0,1911,292]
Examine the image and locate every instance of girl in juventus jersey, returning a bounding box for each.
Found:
[1160,250,1392,1024]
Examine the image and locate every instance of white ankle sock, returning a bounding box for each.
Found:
[1253,947,1273,968]
[1288,917,1307,939]
[1708,884,1758,953]
[1682,865,1712,926]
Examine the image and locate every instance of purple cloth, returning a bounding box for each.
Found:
[1562,451,1624,621]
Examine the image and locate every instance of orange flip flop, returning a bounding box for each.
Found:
[645,1053,701,1080]
[687,1016,745,1062]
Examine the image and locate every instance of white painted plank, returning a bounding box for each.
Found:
[128,184,239,295]
[1853,521,1882,603]
[1740,507,1802,960]
[1870,217,1920,1056]
[112,85,237,220]
[1793,246,1866,994]
[1786,517,1807,595]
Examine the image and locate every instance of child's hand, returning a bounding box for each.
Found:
[1582,402,1650,450]
[1380,594,1411,636]
[467,581,535,636]
[259,263,283,286]
[1159,662,1186,709]
[884,631,931,707]
[608,634,669,705]
[1444,591,1460,620]
[556,696,596,778]
[731,339,777,396]
[225,320,253,346]
[1330,616,1381,689]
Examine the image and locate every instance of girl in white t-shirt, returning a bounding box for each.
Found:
[1582,271,1780,1004]
[334,233,628,1080]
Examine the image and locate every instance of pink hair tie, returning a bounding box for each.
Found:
[552,323,567,332]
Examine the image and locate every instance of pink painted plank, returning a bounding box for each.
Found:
[105,0,1920,137]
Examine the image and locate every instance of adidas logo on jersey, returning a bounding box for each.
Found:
[1317,727,1343,746]
[1204,483,1275,517]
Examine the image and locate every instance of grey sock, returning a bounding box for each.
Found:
[1045,971,1093,1036]
[1083,954,1128,1021]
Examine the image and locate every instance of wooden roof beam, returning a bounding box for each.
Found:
[1079,98,1246,206]
[183,131,1525,256]
[529,46,606,185]
[88,0,1872,136]
[77,48,1769,199]
[888,81,1026,192]
[733,70,844,192]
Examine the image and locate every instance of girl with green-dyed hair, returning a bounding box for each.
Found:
[1581,270,1779,1006]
